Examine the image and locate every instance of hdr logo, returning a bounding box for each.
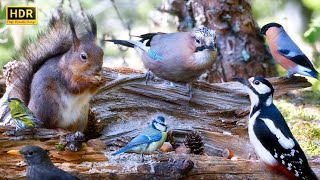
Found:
[6,6,37,25]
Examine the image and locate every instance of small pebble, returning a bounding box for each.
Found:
[175,145,191,154]
[159,142,173,152]
[222,148,234,159]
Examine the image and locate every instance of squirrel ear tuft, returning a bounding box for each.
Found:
[48,15,57,28]
[68,16,80,48]
[87,14,97,39]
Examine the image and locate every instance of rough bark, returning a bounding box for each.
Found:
[161,0,275,83]
[0,68,318,179]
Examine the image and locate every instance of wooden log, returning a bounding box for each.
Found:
[0,68,318,179]
[96,68,311,158]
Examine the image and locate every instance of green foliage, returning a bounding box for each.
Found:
[0,7,14,71]
[304,16,320,43]
[302,0,320,12]
[251,0,285,19]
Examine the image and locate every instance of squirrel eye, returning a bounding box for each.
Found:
[253,80,260,85]
[80,52,87,61]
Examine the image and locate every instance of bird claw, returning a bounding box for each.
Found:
[141,154,145,163]
[145,71,155,85]
[286,71,294,78]
[186,83,193,100]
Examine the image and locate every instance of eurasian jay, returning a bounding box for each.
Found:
[261,23,318,79]
[106,27,217,99]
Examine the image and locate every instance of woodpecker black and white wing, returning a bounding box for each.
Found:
[253,105,318,179]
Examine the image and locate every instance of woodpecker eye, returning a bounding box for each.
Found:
[253,80,260,85]
[195,39,200,44]
[28,151,33,155]
[80,52,87,61]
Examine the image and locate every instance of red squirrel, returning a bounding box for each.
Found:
[9,14,106,132]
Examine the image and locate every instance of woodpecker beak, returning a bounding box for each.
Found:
[7,150,21,156]
[234,77,250,86]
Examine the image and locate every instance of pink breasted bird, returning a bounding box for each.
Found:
[261,23,318,79]
[105,27,217,99]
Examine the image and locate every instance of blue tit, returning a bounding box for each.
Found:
[112,116,168,161]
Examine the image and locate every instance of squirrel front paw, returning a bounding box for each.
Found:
[94,75,107,85]
[92,74,107,86]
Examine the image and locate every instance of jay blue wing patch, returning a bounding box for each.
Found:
[278,49,317,72]
[147,49,163,61]
[253,105,315,179]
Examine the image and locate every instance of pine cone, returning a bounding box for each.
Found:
[184,131,204,155]
[3,60,26,87]
[83,109,101,140]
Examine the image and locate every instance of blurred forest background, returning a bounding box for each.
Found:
[0,0,319,155]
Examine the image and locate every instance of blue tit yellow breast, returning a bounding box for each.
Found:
[144,131,168,154]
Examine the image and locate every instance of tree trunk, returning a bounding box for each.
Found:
[161,0,275,83]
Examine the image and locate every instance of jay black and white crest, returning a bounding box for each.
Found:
[192,27,216,52]
[152,116,167,132]
[236,76,318,180]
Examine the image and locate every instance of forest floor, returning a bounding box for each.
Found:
[275,88,320,156]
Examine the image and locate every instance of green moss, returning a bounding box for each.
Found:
[275,97,320,155]
[55,143,65,151]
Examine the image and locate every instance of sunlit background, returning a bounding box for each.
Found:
[0,0,320,155]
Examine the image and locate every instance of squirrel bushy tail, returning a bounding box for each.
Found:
[11,13,97,105]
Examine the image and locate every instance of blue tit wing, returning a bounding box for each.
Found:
[112,133,162,155]
[276,30,317,72]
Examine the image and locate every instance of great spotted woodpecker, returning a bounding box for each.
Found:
[236,76,318,180]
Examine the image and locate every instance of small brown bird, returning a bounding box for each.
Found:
[8,146,79,180]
